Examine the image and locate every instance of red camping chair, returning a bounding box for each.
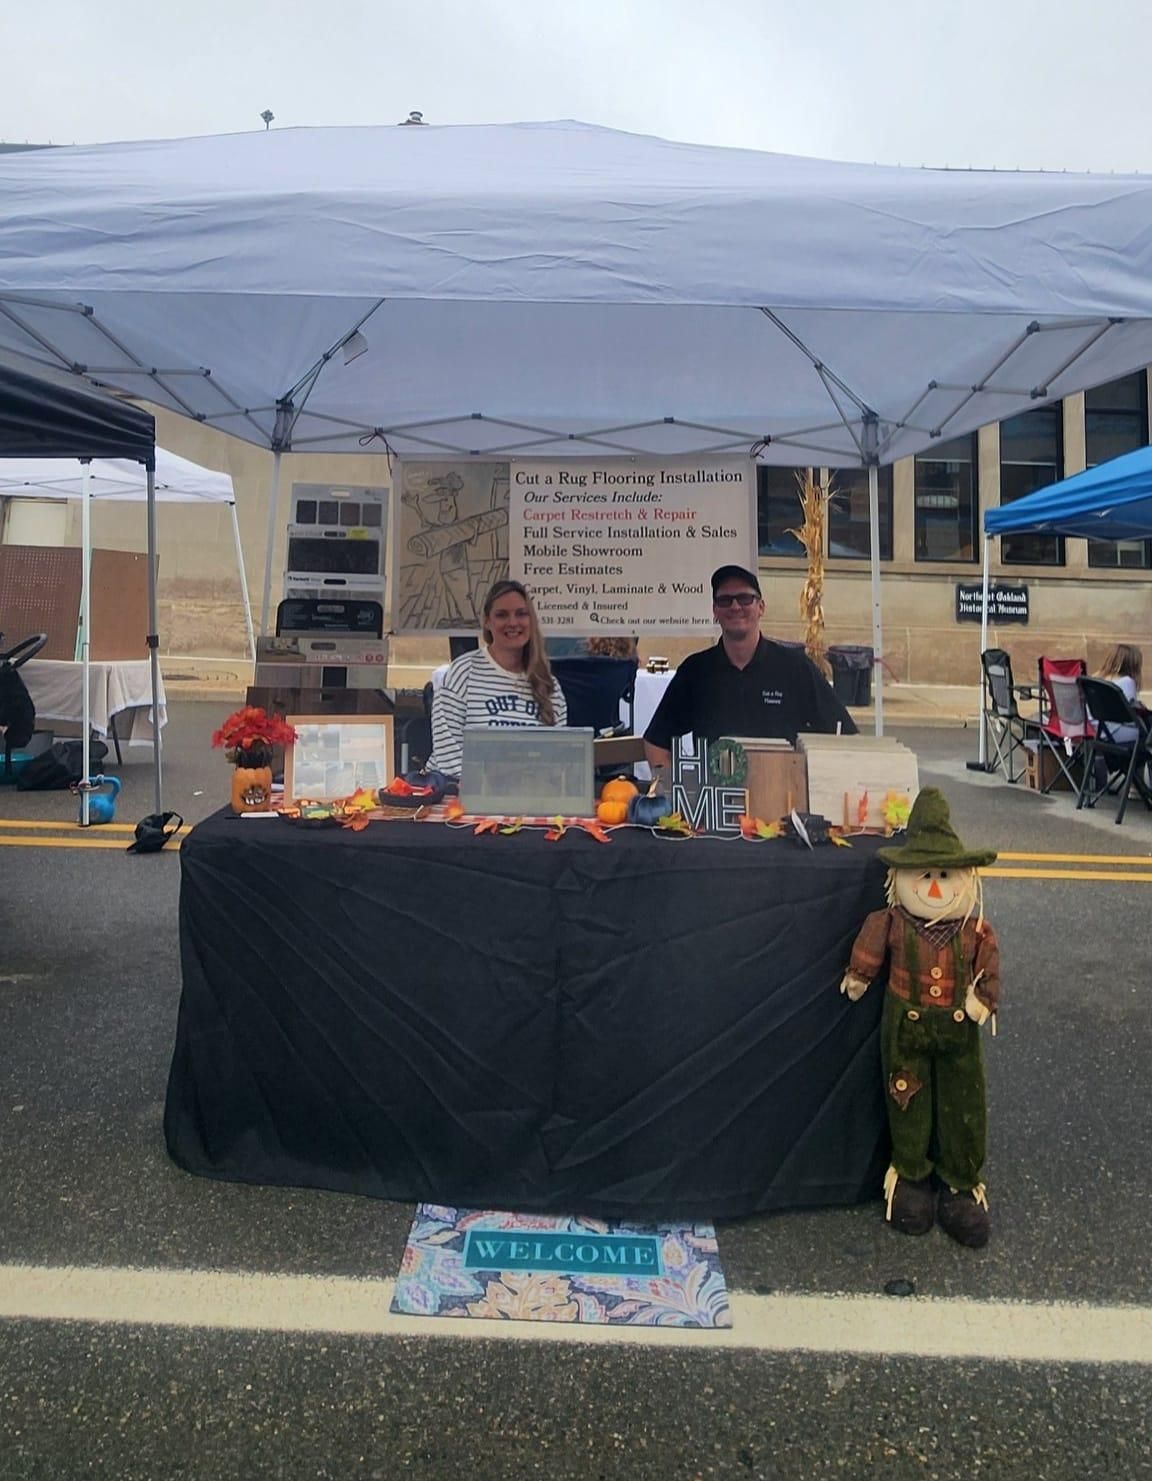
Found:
[1036,657,1092,794]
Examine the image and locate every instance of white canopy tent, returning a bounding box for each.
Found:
[0,448,252,819]
[4,120,1152,731]
[0,447,255,661]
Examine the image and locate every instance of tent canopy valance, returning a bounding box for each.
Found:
[984,444,1152,541]
[2,122,1152,466]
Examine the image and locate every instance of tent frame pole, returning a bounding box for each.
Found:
[228,499,256,662]
[978,534,991,768]
[863,416,884,736]
[80,460,92,825]
[146,464,163,815]
[259,449,283,636]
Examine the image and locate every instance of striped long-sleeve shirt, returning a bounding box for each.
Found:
[428,648,568,778]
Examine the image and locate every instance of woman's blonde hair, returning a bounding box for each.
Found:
[481,580,558,726]
[1098,643,1143,690]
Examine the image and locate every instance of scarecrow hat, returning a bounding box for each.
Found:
[877,788,996,871]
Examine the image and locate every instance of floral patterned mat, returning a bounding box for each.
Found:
[392,1205,732,1327]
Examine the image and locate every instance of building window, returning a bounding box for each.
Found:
[827,467,893,559]
[757,467,807,557]
[914,435,978,562]
[999,406,1064,565]
[1085,373,1150,570]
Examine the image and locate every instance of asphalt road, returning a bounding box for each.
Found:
[1,704,1149,1479]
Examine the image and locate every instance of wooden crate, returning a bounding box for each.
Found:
[742,743,809,821]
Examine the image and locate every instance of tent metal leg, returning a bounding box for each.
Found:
[259,450,283,637]
[80,460,92,825]
[978,535,991,768]
[228,498,256,662]
[146,465,163,816]
[865,441,884,737]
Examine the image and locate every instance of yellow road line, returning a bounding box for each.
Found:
[985,866,1152,882]
[0,819,141,832]
[996,851,1152,865]
[0,835,180,851]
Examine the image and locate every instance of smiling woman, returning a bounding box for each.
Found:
[427,579,568,779]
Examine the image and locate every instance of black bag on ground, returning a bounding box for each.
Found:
[126,811,183,854]
[17,736,108,791]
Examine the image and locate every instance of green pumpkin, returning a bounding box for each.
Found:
[628,792,670,827]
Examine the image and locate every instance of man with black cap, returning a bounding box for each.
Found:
[643,564,856,773]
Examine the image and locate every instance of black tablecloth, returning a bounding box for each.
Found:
[164,813,890,1219]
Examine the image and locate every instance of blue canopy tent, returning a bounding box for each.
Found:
[986,444,1152,543]
[976,445,1152,765]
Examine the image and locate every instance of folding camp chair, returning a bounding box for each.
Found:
[980,648,1036,782]
[1036,657,1091,794]
[1076,677,1152,825]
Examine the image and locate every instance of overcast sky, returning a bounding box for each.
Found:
[2,0,1149,172]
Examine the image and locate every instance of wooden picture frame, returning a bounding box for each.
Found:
[284,714,395,802]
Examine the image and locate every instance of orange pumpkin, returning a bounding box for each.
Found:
[599,776,639,805]
[231,762,272,813]
[596,797,631,826]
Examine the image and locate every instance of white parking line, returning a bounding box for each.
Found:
[2,1263,1149,1364]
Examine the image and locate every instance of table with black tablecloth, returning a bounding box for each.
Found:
[164,813,890,1219]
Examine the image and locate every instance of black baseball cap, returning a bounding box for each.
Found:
[710,565,762,598]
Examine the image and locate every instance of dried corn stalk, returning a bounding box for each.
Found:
[786,468,833,681]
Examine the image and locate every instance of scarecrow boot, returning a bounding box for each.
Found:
[883,1167,935,1236]
[936,1183,990,1249]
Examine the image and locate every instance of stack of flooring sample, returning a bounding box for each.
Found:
[797,733,919,830]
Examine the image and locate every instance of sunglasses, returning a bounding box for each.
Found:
[713,592,760,608]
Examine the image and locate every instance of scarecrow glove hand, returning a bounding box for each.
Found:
[840,971,870,1002]
[965,985,991,1026]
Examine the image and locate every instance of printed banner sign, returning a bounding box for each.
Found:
[955,582,1029,624]
[509,459,754,634]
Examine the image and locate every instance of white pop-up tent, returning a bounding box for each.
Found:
[4,120,1152,730]
[0,446,252,819]
[0,447,255,661]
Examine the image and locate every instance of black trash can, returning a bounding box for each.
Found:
[827,645,874,707]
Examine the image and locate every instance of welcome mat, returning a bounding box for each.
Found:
[391,1205,731,1327]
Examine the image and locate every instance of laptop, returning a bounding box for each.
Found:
[459,726,596,818]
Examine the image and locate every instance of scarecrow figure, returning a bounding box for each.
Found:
[841,788,999,1248]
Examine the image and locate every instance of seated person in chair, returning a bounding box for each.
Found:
[1090,643,1146,745]
[643,565,856,773]
[428,581,567,779]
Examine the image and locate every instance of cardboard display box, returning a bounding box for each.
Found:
[1023,739,1075,793]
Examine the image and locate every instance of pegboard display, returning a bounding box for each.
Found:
[0,545,150,659]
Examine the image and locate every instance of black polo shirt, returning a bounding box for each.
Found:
[644,638,857,748]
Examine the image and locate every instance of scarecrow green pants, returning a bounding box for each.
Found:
[881,993,986,1191]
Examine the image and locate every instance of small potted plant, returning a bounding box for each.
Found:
[212,706,298,814]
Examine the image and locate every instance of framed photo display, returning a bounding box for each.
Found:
[284,715,395,802]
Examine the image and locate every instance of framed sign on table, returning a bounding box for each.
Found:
[284,714,395,802]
